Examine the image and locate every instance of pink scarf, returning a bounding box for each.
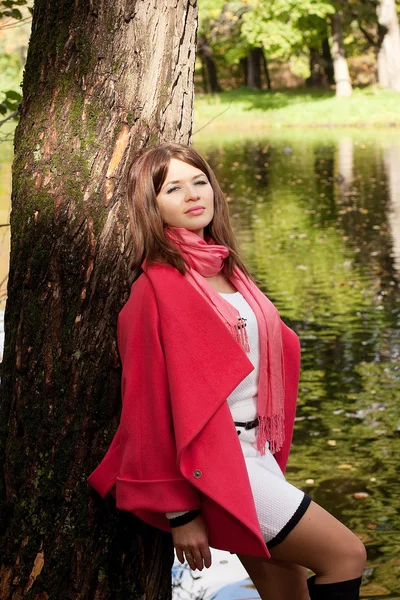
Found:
[163,226,285,455]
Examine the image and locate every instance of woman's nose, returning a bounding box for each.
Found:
[184,185,200,201]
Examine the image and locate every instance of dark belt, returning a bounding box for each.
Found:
[234,417,259,431]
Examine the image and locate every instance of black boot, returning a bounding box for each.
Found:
[307,575,362,599]
[307,575,316,593]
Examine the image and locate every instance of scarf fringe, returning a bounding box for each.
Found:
[256,413,285,456]
[226,319,250,353]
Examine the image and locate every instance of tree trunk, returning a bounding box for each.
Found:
[377,0,400,91]
[240,56,248,87]
[330,12,353,97]
[247,47,263,89]
[0,1,197,598]
[261,49,272,90]
[307,47,325,87]
[322,37,335,85]
[197,34,222,93]
[200,56,209,93]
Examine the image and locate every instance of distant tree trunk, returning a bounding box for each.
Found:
[261,50,272,90]
[247,47,263,89]
[377,0,400,91]
[197,34,222,93]
[0,1,197,599]
[307,47,325,87]
[240,56,248,86]
[331,12,353,97]
[200,58,209,93]
[322,37,335,85]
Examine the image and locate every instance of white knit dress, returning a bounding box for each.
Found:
[218,291,309,547]
[167,291,311,548]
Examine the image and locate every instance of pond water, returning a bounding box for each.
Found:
[173,129,400,599]
[1,128,399,598]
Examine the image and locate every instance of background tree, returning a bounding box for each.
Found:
[197,0,225,93]
[0,0,32,140]
[195,0,400,93]
[0,0,197,598]
[240,0,338,88]
[377,0,400,91]
[330,9,353,96]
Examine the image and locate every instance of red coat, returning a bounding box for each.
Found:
[87,262,301,559]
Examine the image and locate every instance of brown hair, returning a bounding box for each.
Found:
[126,142,255,282]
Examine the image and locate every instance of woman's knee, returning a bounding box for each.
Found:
[341,535,367,575]
[269,500,367,579]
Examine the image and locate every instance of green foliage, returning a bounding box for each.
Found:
[0,0,33,128]
[0,88,21,115]
[197,0,388,91]
[241,0,335,59]
[198,0,251,67]
[0,0,32,19]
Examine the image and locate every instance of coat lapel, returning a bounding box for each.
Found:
[143,262,254,458]
[144,263,269,556]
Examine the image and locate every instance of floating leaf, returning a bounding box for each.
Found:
[353,492,369,499]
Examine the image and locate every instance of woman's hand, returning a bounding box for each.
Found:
[172,514,212,571]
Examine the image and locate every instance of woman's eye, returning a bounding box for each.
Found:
[166,186,179,194]
[195,180,207,185]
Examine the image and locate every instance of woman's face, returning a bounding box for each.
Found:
[156,158,214,238]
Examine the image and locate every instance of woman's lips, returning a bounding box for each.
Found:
[185,207,205,215]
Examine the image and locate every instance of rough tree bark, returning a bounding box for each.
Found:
[377,0,400,92]
[330,12,353,97]
[0,1,197,599]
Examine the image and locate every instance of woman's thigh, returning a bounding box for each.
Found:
[269,500,366,582]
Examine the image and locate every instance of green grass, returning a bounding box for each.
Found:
[193,86,400,132]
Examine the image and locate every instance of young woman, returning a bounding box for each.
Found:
[88,143,366,600]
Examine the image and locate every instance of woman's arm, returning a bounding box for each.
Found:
[115,274,202,514]
[166,509,200,526]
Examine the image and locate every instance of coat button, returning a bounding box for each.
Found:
[193,469,202,479]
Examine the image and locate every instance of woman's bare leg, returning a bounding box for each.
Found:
[237,554,309,600]
[269,501,366,584]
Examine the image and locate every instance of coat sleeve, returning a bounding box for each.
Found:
[110,274,201,514]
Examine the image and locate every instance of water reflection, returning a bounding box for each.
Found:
[184,133,400,598]
[384,141,400,275]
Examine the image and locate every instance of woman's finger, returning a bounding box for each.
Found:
[175,547,185,564]
[200,544,212,568]
[185,551,197,571]
[191,548,204,570]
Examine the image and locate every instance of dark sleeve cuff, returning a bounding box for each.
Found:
[169,509,201,528]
